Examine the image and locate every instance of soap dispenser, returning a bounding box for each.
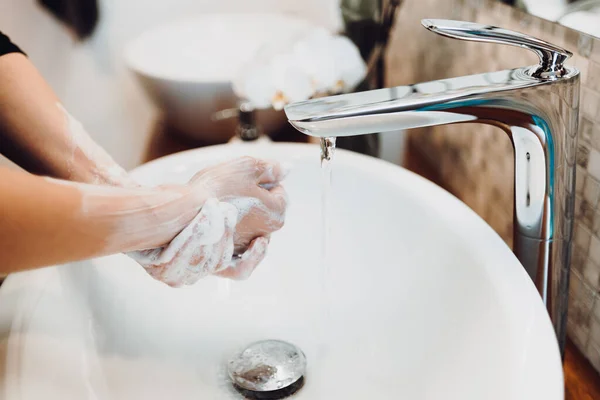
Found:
[212,103,271,144]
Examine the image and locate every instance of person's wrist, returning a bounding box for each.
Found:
[185,178,216,205]
[128,184,201,249]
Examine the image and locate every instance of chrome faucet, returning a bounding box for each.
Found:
[284,19,580,354]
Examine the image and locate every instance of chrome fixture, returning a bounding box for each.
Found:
[285,19,580,354]
[212,103,261,141]
[227,339,306,399]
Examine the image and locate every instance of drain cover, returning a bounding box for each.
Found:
[227,339,306,399]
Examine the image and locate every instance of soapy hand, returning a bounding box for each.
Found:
[129,157,288,287]
[129,198,237,286]
[189,156,289,253]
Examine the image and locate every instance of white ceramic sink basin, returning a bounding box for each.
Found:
[0,143,563,399]
[125,13,320,142]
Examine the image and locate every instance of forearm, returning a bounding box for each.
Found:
[0,53,135,186]
[0,168,202,273]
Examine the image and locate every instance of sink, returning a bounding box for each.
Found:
[0,143,563,399]
[124,13,321,143]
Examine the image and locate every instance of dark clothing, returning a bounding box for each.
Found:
[38,0,98,40]
[0,31,25,57]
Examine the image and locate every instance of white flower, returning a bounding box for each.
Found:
[233,63,276,109]
[233,28,366,109]
[270,54,314,110]
[331,35,367,92]
[291,28,339,93]
[233,54,314,110]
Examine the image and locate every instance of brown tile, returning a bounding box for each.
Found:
[592,209,600,237]
[582,89,600,121]
[591,122,600,153]
[565,28,580,52]
[590,235,600,265]
[550,21,567,49]
[580,117,593,147]
[581,200,596,230]
[569,318,591,351]
[572,245,587,273]
[576,223,593,253]
[539,18,555,39]
[578,145,591,168]
[568,272,595,349]
[578,33,594,58]
[577,167,586,195]
[588,149,600,181]
[582,257,600,290]
[584,177,600,207]
[576,56,590,85]
[594,297,600,322]
[590,314,600,347]
[586,340,600,374]
[588,62,600,93]
[591,38,600,64]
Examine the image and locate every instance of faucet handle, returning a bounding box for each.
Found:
[421,19,572,79]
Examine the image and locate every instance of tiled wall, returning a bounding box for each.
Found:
[386,0,600,371]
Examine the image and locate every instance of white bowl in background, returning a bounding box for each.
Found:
[125,13,322,143]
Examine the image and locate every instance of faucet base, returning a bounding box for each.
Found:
[514,235,570,356]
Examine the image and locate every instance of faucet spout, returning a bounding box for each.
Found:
[284,21,581,355]
[285,68,571,138]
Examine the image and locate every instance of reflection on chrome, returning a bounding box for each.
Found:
[285,19,580,355]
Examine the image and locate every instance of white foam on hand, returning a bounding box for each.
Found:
[128,198,239,287]
[126,157,289,287]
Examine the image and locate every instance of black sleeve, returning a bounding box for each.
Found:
[0,31,25,57]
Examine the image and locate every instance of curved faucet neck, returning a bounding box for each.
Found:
[285,66,580,355]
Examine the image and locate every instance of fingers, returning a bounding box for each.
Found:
[257,160,291,185]
[215,236,269,280]
[128,199,239,287]
[259,185,288,229]
[131,155,287,286]
[194,203,237,279]
[169,201,236,286]
[189,157,289,196]
[226,156,290,184]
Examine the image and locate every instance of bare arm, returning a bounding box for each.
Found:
[0,53,288,285]
[0,156,287,283]
[0,53,135,186]
[0,166,200,273]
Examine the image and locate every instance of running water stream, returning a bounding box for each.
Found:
[318,137,336,354]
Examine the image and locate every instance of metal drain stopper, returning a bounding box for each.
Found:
[227,339,306,399]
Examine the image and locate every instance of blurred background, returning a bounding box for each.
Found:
[0,0,343,170]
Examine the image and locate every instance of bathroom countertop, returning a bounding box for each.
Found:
[564,339,600,399]
[405,143,600,399]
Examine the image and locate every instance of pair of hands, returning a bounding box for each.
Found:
[129,157,289,287]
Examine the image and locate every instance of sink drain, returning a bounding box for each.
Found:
[227,339,306,399]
